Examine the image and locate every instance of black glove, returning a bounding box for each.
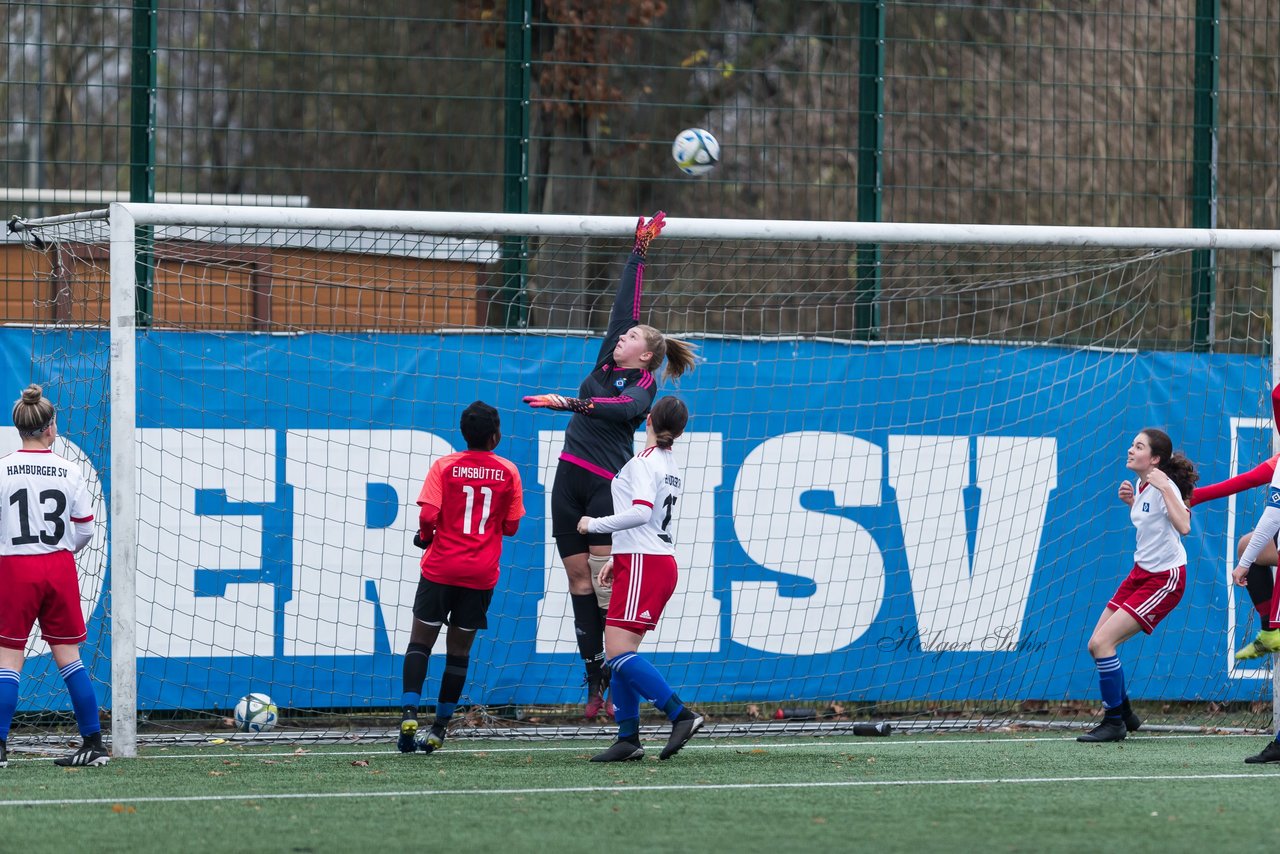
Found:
[413,531,433,550]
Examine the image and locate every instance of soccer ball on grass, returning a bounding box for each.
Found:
[233,692,278,733]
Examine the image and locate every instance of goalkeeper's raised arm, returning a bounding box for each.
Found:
[520,210,697,720]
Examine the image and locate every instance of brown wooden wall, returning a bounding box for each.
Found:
[0,241,488,330]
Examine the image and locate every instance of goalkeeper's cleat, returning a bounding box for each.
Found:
[0,738,7,768]
[1076,717,1127,743]
[590,739,645,763]
[659,711,705,760]
[1244,740,1280,764]
[1234,628,1280,661]
[54,734,110,767]
[397,708,419,754]
[419,722,447,755]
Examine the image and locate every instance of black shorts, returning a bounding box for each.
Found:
[551,458,615,558]
[413,576,495,631]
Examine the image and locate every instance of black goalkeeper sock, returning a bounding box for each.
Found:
[571,593,606,684]
[1247,564,1275,630]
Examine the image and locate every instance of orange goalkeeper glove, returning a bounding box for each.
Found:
[633,210,667,257]
[522,394,594,414]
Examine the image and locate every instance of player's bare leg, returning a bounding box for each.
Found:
[1079,609,1143,742]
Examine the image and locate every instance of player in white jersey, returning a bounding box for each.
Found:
[0,385,107,768]
[1229,383,1280,762]
[1079,428,1197,744]
[575,396,703,761]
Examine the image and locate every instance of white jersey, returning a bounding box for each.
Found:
[0,449,95,556]
[1130,480,1187,573]
[589,446,682,556]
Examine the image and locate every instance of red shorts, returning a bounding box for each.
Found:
[1107,563,1186,634]
[0,552,87,650]
[606,553,678,635]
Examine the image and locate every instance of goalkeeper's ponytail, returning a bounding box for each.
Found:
[637,325,697,380]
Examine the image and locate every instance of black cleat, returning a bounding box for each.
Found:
[1117,699,1142,733]
[418,722,447,754]
[1244,740,1280,764]
[0,738,7,768]
[659,712,705,760]
[397,707,419,754]
[1076,717,1127,743]
[1123,709,1142,733]
[590,739,645,762]
[54,735,110,767]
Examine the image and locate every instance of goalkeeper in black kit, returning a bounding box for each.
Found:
[523,212,697,719]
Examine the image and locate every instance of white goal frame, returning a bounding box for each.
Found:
[15,202,1280,756]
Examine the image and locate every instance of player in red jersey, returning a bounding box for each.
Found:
[575,397,703,762]
[0,385,106,768]
[1189,451,1280,660]
[397,401,525,754]
[522,212,697,719]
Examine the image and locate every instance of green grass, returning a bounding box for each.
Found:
[3,732,1279,853]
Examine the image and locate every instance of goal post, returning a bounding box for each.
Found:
[8,202,1280,758]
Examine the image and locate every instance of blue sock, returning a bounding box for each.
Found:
[616,716,640,740]
[0,669,18,740]
[608,654,642,729]
[400,692,421,710]
[436,701,457,720]
[59,660,101,737]
[611,651,683,721]
[1094,655,1124,716]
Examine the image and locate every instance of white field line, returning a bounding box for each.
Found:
[3,731,1262,764]
[2,772,1278,809]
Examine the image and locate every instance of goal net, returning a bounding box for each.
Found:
[6,205,1280,754]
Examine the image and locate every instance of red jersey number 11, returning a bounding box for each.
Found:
[461,485,493,535]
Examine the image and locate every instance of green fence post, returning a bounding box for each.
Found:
[855,0,884,341]
[130,0,157,328]
[1191,0,1219,352]
[499,0,531,329]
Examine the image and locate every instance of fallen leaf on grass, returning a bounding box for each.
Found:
[351,760,369,767]
[111,804,137,814]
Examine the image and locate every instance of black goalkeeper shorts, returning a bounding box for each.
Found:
[550,458,614,558]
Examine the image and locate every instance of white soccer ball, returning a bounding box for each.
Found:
[672,128,720,176]
[234,692,278,734]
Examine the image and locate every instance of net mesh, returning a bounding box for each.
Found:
[5,213,1277,743]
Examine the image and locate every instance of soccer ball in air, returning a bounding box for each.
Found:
[672,128,720,176]
[234,692,278,733]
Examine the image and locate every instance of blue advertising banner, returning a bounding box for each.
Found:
[0,328,1272,709]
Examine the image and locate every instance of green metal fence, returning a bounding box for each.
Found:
[3,1,1278,343]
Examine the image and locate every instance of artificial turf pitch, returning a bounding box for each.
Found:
[2,732,1277,853]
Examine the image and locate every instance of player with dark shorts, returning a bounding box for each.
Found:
[576,396,703,762]
[523,212,697,719]
[397,401,525,754]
